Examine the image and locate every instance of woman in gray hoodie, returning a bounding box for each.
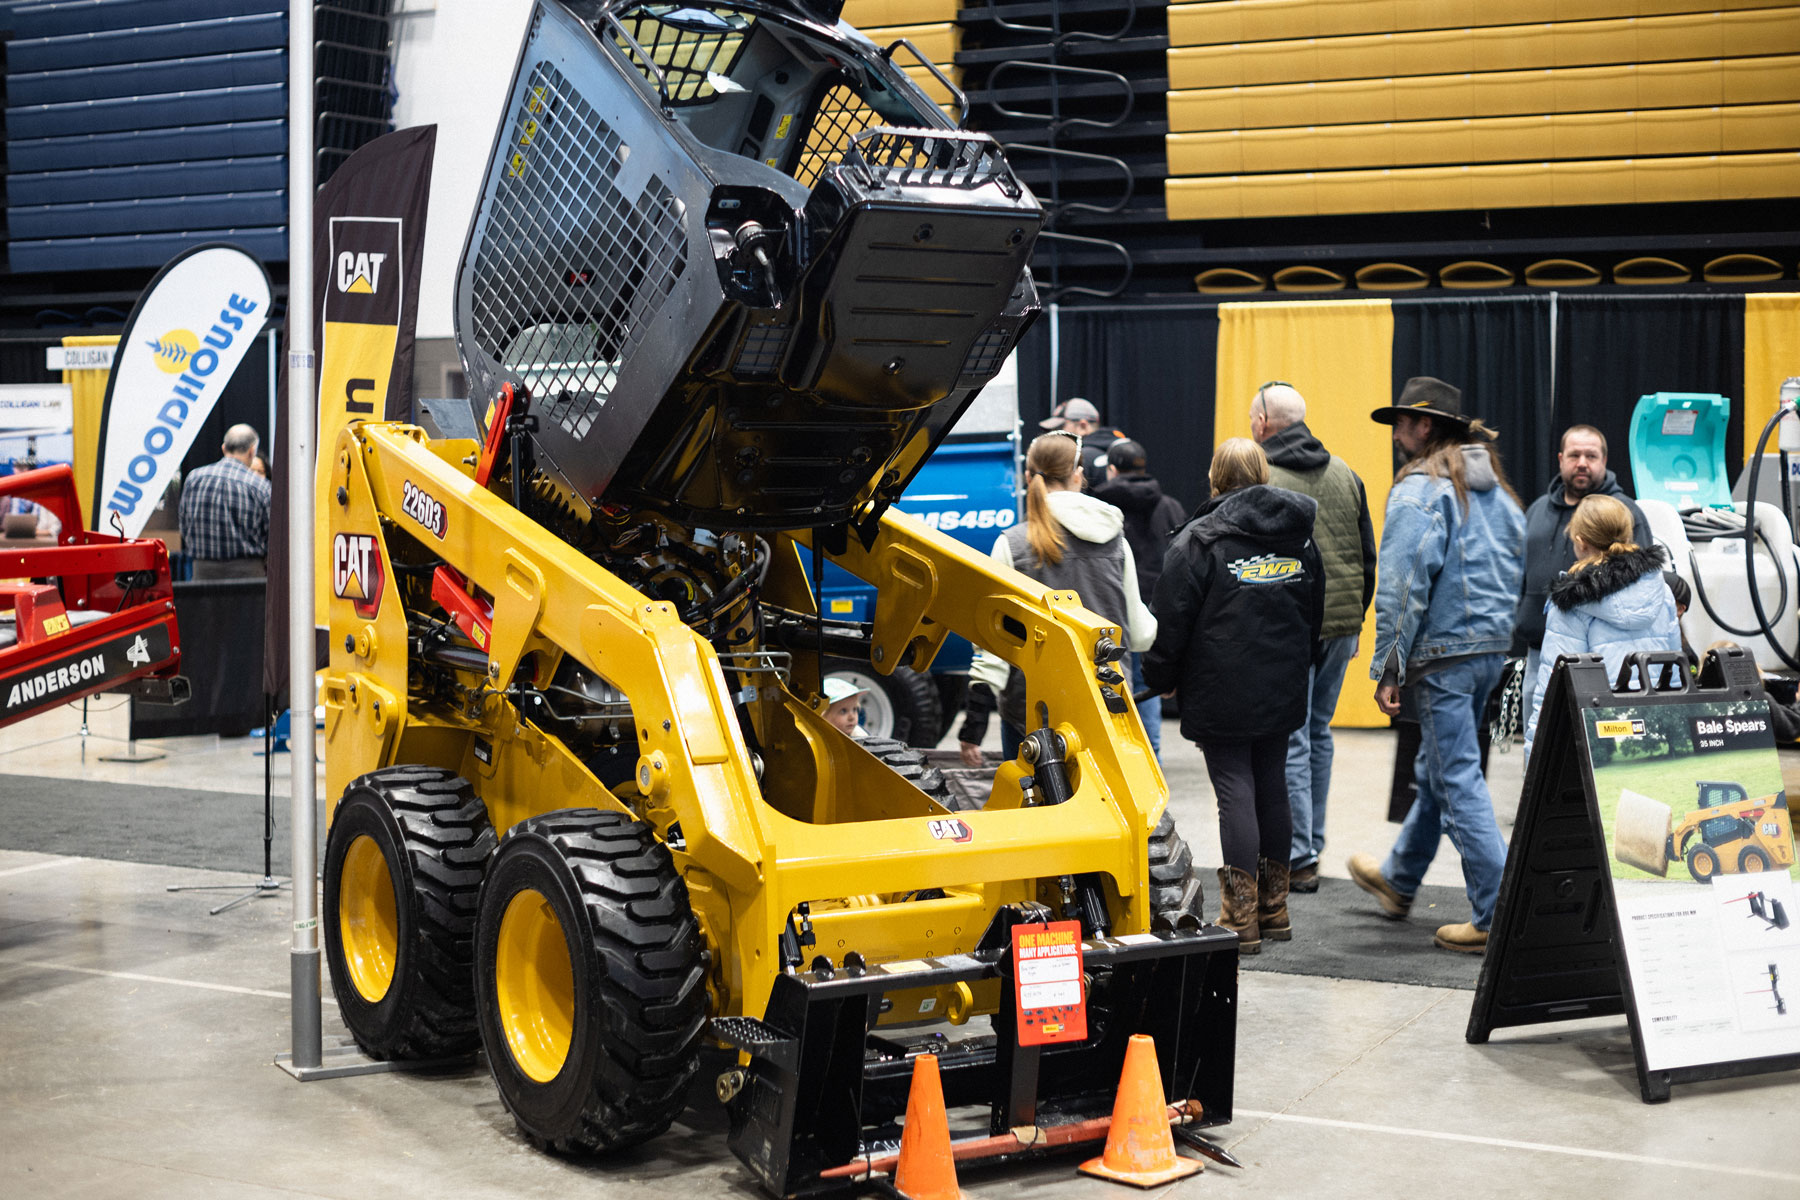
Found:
[957,430,1156,762]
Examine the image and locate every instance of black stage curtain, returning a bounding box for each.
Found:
[1391,296,1556,502]
[1551,295,1744,498]
[132,578,267,739]
[1028,307,1219,514]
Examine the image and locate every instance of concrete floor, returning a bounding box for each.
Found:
[3,701,1798,1198]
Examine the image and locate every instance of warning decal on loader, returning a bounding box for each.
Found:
[1013,920,1087,1045]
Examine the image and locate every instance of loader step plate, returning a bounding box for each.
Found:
[722,926,1237,1196]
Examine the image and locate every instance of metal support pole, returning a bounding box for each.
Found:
[286,0,322,1073]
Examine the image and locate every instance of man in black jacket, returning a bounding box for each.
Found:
[1515,424,1653,695]
[1094,439,1186,758]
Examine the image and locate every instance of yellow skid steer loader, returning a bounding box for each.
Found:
[319,2,1235,1192]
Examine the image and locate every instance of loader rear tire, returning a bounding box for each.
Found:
[474,808,707,1155]
[858,736,958,808]
[322,766,495,1060]
[825,659,944,747]
[1148,810,1206,931]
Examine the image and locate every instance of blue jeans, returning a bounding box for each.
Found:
[1127,651,1161,760]
[1286,633,1358,869]
[1382,653,1510,930]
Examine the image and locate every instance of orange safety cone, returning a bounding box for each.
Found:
[893,1053,966,1200]
[1078,1034,1203,1187]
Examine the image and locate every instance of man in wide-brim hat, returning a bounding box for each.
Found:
[1369,374,1498,449]
[1347,376,1526,956]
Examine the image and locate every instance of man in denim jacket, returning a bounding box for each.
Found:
[1347,377,1526,954]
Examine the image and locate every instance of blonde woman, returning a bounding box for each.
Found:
[1524,493,1680,756]
[1143,438,1324,952]
[956,430,1156,763]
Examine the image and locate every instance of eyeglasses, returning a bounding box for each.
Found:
[1044,429,1081,443]
[1252,380,1292,420]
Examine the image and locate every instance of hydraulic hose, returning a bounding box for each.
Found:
[1688,526,1790,639]
[1737,404,1800,672]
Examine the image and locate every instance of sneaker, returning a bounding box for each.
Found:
[1346,853,1412,919]
[1434,922,1488,953]
[1289,862,1320,893]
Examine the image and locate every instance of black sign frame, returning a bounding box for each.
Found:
[1469,648,1800,1101]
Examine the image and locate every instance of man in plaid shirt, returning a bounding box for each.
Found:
[178,423,271,580]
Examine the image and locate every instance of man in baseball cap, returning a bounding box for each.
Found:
[1041,398,1128,488]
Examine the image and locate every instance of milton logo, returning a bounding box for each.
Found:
[928,817,973,843]
[1227,554,1304,584]
[332,533,385,619]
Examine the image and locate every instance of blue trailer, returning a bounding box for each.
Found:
[819,436,1020,745]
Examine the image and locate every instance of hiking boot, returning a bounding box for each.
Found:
[1434,922,1488,954]
[1289,861,1320,893]
[1347,853,1412,919]
[1215,866,1261,955]
[1257,857,1292,941]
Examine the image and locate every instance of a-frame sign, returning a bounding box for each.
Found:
[1469,648,1800,1102]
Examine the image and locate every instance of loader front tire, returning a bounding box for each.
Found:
[475,809,707,1155]
[322,766,495,1060]
[1148,810,1206,930]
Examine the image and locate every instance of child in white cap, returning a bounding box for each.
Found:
[822,675,870,739]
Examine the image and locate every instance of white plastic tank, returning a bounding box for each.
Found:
[1646,497,1800,674]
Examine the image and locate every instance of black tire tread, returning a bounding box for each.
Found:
[857,736,958,807]
[325,765,495,1060]
[491,809,707,1155]
[1148,810,1206,930]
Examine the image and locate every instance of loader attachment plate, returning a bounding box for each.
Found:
[717,924,1237,1195]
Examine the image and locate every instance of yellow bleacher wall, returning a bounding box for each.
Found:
[1164,2,1800,220]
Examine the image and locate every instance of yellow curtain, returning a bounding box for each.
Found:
[1215,299,1395,727]
[1743,294,1800,452]
[60,335,120,522]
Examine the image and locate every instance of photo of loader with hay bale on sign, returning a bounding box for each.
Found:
[1616,781,1795,883]
[1590,698,1800,885]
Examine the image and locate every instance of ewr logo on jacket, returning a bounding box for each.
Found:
[1228,554,1305,583]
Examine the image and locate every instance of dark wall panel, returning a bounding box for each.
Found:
[1551,295,1745,499]
[1391,296,1556,502]
[1034,307,1219,514]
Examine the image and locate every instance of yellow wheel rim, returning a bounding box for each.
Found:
[496,888,575,1083]
[339,835,399,1003]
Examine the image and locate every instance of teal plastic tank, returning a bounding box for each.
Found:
[1627,392,1732,509]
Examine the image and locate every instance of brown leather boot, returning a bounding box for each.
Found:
[1215,866,1261,954]
[1257,857,1292,941]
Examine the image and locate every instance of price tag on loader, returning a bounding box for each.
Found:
[1012,920,1087,1046]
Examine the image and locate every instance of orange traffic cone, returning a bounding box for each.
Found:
[893,1053,966,1200]
[1078,1034,1203,1187]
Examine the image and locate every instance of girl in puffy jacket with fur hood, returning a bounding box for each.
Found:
[1524,493,1681,757]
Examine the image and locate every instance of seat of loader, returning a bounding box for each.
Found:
[0,606,107,650]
